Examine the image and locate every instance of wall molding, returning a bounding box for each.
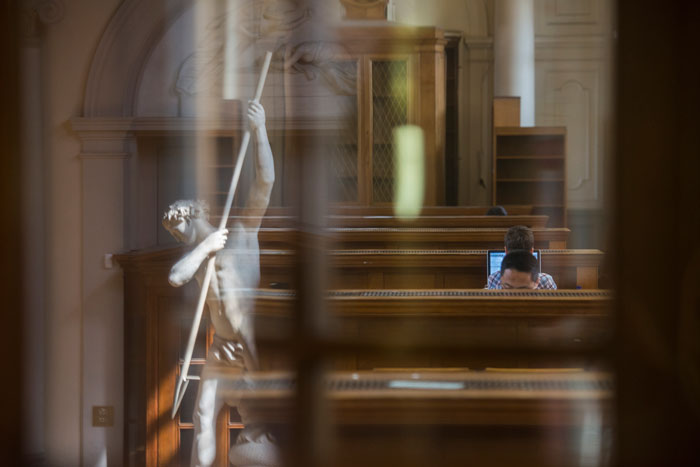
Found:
[71,116,348,133]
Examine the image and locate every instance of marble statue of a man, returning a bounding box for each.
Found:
[163,101,278,467]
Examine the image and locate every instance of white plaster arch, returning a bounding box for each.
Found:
[83,0,191,117]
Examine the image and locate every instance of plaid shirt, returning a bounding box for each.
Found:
[485,271,558,290]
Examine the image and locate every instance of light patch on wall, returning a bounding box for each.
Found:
[393,125,424,218]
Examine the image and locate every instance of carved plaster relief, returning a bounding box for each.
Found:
[279,41,356,95]
[174,0,312,98]
[137,0,355,119]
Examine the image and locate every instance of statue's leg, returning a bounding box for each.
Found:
[229,402,280,467]
[191,365,224,467]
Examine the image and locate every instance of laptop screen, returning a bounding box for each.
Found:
[487,250,540,277]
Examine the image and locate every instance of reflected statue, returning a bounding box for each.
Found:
[175,0,312,97]
[163,101,278,467]
[276,40,357,95]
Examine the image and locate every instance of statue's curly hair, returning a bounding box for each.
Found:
[162,199,210,231]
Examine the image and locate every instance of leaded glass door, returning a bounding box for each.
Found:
[370,58,410,204]
[327,60,360,203]
[327,55,412,205]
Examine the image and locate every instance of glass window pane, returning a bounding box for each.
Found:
[372,60,408,203]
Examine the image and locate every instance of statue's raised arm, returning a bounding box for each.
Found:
[240,101,275,231]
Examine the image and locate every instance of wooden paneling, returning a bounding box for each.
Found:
[120,246,603,290]
[252,289,611,369]
[211,369,612,426]
[257,227,569,250]
[320,205,535,216]
[226,205,535,219]
[262,248,603,290]
[208,369,613,466]
[228,214,549,229]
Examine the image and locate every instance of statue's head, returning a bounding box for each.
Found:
[162,199,210,244]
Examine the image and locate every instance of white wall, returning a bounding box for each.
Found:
[534,0,614,210]
[41,0,122,465]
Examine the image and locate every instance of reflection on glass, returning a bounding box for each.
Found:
[393,125,424,218]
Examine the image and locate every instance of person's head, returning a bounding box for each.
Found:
[500,250,539,289]
[486,205,508,216]
[504,225,534,253]
[162,199,210,244]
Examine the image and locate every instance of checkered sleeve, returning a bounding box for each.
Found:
[536,273,558,289]
[485,271,501,289]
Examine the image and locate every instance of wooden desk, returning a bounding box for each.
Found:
[215,369,612,427]
[328,205,535,216]
[259,248,604,289]
[237,205,535,217]
[215,369,613,467]
[254,289,610,317]
[257,227,570,250]
[249,289,612,370]
[225,214,549,229]
[114,246,602,289]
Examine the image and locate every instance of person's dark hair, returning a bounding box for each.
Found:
[500,250,539,282]
[504,225,534,250]
[486,205,508,216]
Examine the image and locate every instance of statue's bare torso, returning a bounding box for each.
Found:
[196,222,261,361]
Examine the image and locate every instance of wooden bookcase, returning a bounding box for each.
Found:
[493,126,567,227]
[324,25,446,206]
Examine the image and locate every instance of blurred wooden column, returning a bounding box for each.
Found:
[615,0,700,464]
[0,0,23,464]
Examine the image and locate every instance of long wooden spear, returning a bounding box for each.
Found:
[172,51,273,418]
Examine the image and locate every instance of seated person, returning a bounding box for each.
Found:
[485,225,557,289]
[493,250,544,289]
[486,205,508,216]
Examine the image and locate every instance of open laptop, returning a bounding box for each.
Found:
[487,250,541,278]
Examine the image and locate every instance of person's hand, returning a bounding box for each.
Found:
[203,228,228,254]
[247,101,265,131]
